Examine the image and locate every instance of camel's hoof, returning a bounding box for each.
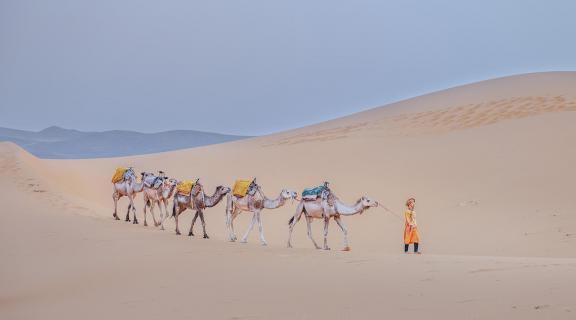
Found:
[287,244,293,248]
[176,231,181,235]
[133,220,138,225]
[323,247,331,251]
[342,247,351,252]
[113,215,120,220]
[125,218,130,222]
[261,242,268,247]
[188,232,194,237]
[144,222,148,227]
[160,227,165,231]
[203,235,210,239]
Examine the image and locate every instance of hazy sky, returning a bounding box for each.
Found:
[1,0,575,135]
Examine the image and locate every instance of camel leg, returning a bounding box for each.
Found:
[174,213,181,235]
[306,216,321,249]
[225,207,235,241]
[112,193,120,220]
[143,200,148,227]
[158,200,164,226]
[225,211,231,241]
[127,194,138,224]
[158,200,167,229]
[149,201,159,227]
[160,200,168,230]
[256,211,267,246]
[334,216,350,251]
[132,200,138,224]
[287,219,295,248]
[225,195,233,241]
[125,203,131,222]
[158,200,168,230]
[174,206,182,235]
[322,217,331,250]
[189,211,199,236]
[199,210,209,239]
[287,203,304,248]
[230,209,240,242]
[241,211,258,243]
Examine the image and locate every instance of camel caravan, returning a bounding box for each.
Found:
[111,167,379,250]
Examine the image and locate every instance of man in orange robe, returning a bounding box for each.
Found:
[404,198,420,254]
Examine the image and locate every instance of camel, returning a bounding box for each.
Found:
[112,168,151,223]
[142,177,177,229]
[287,194,378,251]
[172,182,231,238]
[225,186,298,245]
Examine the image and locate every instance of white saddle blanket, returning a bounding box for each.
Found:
[144,175,163,189]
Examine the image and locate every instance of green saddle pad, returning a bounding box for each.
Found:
[302,186,326,197]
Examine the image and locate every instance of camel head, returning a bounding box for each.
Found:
[360,196,379,209]
[140,171,154,181]
[215,185,231,195]
[164,178,177,188]
[281,189,298,200]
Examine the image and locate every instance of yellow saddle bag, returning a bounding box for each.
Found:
[233,179,252,197]
[176,180,195,195]
[111,167,128,183]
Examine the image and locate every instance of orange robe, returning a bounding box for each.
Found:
[404,209,420,244]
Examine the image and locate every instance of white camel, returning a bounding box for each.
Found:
[172,182,231,238]
[112,168,151,223]
[226,186,297,246]
[287,195,379,251]
[143,178,177,229]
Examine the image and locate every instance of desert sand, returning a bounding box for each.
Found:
[1,72,575,319]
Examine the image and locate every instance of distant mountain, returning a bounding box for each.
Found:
[0,126,250,159]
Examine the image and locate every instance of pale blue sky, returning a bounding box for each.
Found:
[1,0,575,135]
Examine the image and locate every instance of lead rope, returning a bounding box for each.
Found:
[379,204,403,221]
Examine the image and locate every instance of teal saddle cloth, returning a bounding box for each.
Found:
[302,186,326,198]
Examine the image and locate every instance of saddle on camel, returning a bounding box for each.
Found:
[111,167,135,183]
[233,178,258,197]
[143,170,167,189]
[176,179,199,196]
[302,181,332,201]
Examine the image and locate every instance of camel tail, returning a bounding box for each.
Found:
[288,204,305,225]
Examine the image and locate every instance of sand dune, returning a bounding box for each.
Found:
[1,72,576,319]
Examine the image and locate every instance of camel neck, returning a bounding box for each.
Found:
[336,199,366,216]
[263,192,286,209]
[204,190,225,208]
